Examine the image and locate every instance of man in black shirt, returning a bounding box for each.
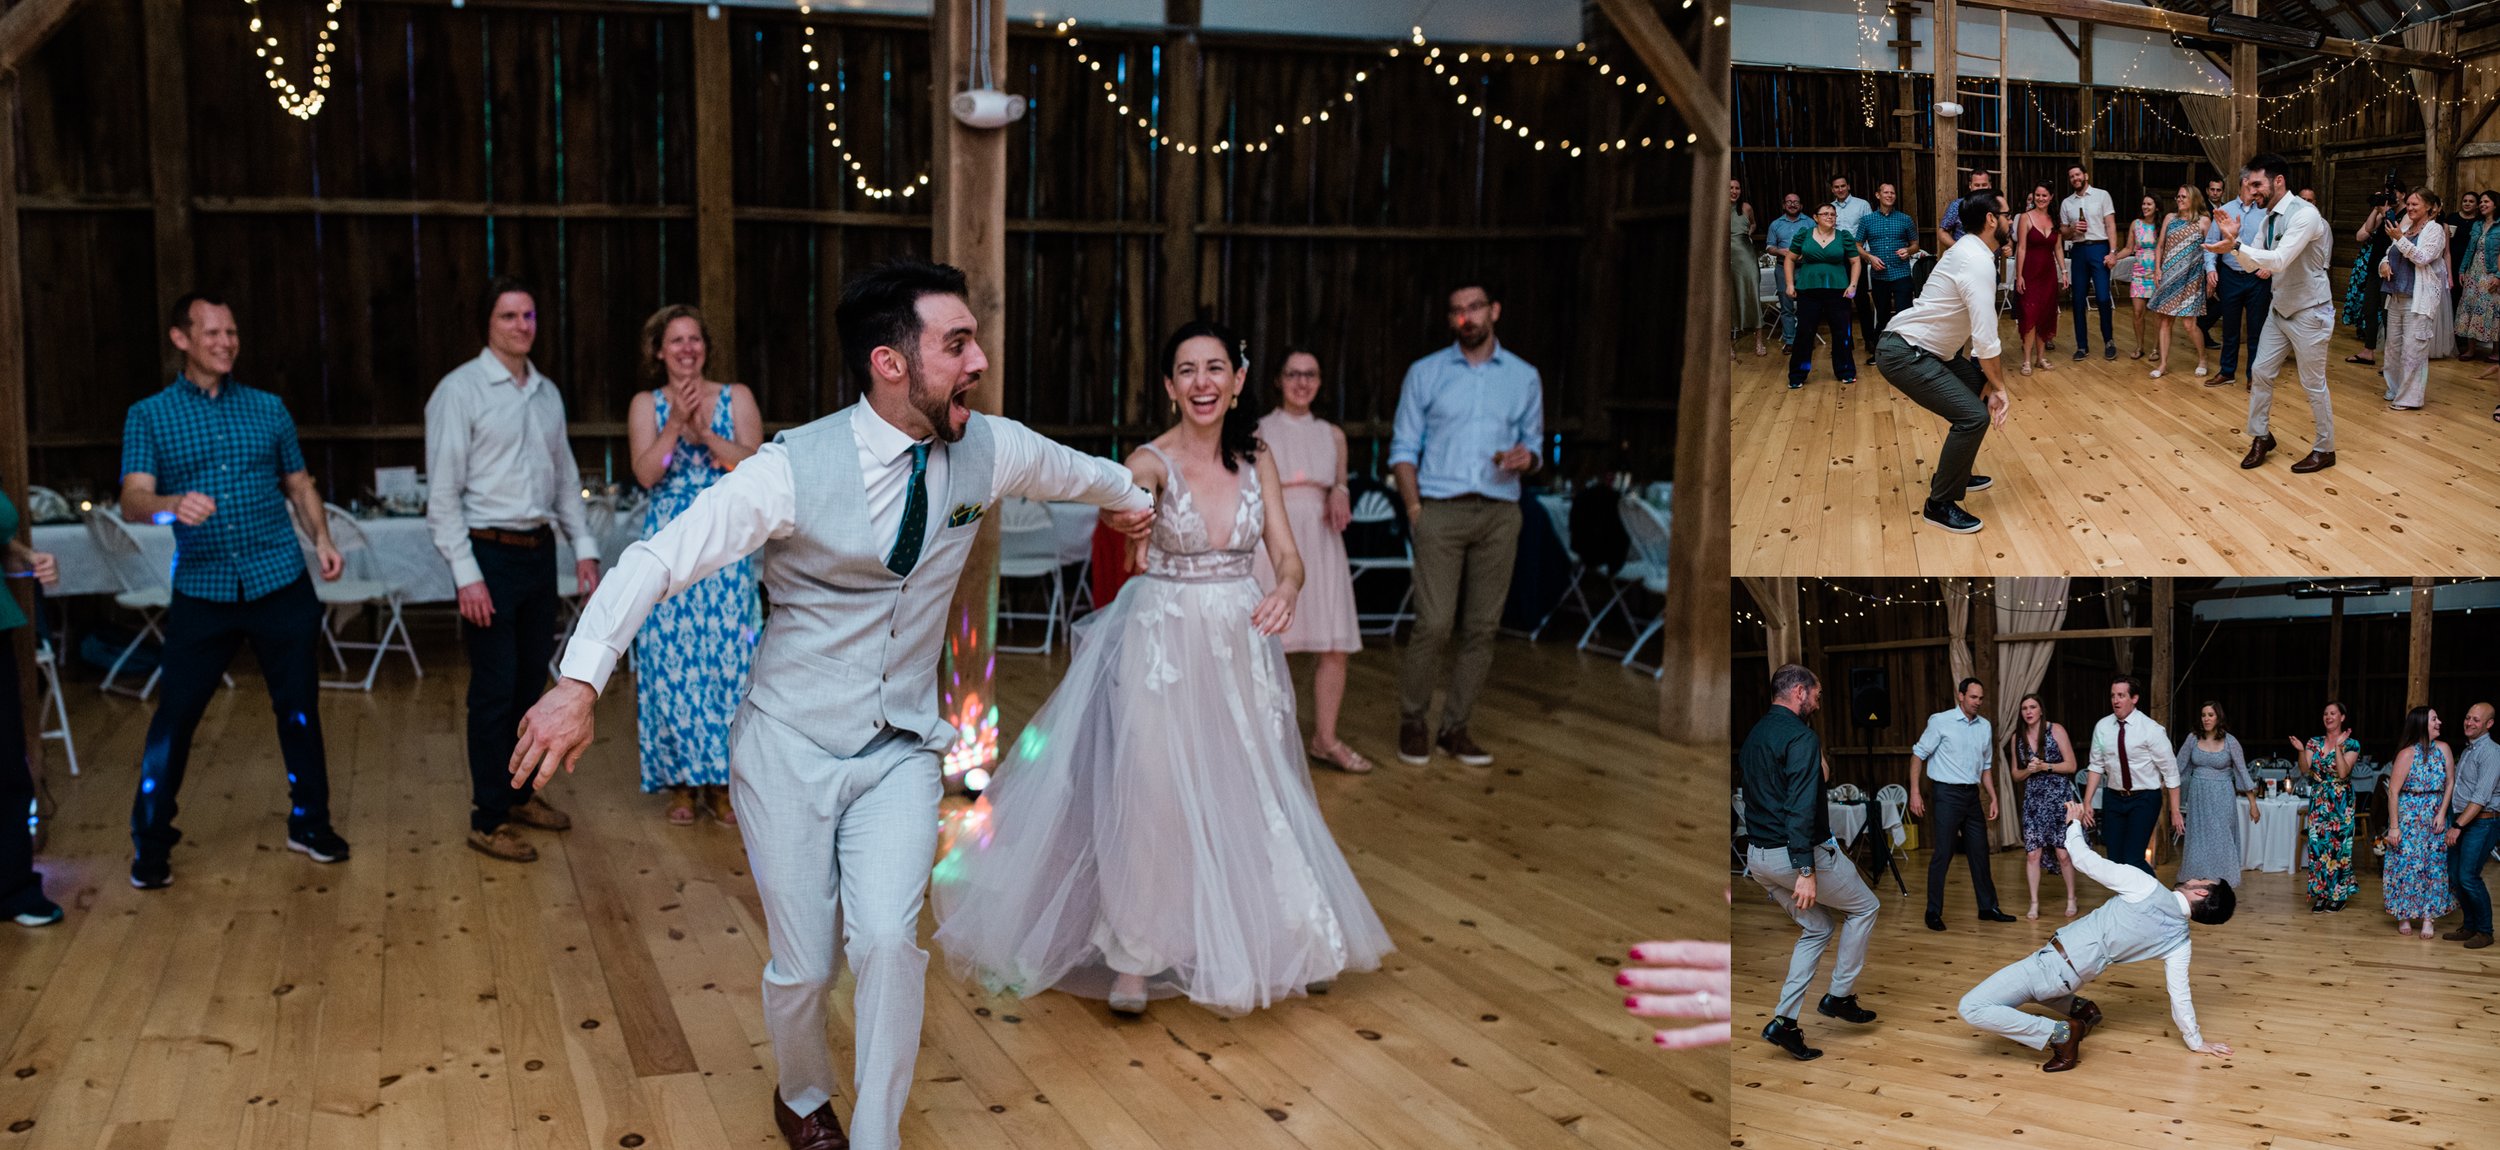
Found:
[1741,664,1882,1060]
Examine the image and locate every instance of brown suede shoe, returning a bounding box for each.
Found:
[2289,450,2335,474]
[1437,727,1494,766]
[2041,1023,2083,1072]
[2442,925,2475,941]
[466,826,539,862]
[2467,933,2494,950]
[508,796,573,831]
[2238,434,2275,470]
[1397,720,1431,765]
[773,1090,850,1150]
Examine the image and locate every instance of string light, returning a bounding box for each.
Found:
[799,0,929,199]
[246,0,343,120]
[1052,18,1366,154]
[1398,27,1677,157]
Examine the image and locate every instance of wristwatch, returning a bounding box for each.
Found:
[1795,865,1815,877]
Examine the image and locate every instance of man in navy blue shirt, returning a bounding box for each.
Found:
[120,293,351,889]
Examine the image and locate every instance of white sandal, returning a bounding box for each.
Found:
[2194,365,2209,377]
[2149,367,2166,379]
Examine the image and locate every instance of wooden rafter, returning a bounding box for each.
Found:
[1594,0,1729,153]
[1958,0,2454,68]
[2042,16,2082,59]
[0,0,88,71]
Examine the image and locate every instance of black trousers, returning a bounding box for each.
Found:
[132,575,331,860]
[2099,788,2163,876]
[1925,781,2004,915]
[463,535,560,834]
[2213,268,2272,377]
[1787,288,1857,385]
[1868,276,1915,343]
[0,646,42,916]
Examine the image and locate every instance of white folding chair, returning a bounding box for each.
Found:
[1522,491,1596,642]
[84,508,229,699]
[1051,504,1097,625]
[995,498,1064,655]
[1578,498,1669,676]
[1347,490,1415,636]
[35,637,75,776]
[298,504,422,691]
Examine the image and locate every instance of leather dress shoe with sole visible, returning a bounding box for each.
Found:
[774,1090,849,1150]
[2041,1025,2084,1072]
[2290,450,2335,474]
[2239,435,2276,469]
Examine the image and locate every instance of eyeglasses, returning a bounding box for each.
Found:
[1447,301,1493,317]
[1280,369,1320,380]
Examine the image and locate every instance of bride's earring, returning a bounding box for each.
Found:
[1228,392,1239,410]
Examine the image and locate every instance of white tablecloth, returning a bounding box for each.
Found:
[2245,794,2308,873]
[38,508,643,605]
[1732,792,1873,849]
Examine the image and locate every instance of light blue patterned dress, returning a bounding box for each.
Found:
[633,387,759,791]
[2383,742,2455,921]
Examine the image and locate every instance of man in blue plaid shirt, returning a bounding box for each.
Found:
[119,293,351,890]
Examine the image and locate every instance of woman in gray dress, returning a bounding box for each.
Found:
[1731,177,1767,357]
[2176,701,2259,884]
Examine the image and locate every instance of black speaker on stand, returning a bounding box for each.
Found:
[1843,665,1909,893]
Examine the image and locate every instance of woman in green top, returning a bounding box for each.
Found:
[1783,201,1863,388]
[0,488,62,926]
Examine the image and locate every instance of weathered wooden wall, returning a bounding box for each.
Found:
[13,0,1679,499]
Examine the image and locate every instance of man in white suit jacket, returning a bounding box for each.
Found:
[508,261,1155,1150]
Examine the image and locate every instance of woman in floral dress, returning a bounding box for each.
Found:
[2460,191,2500,390]
[2007,693,2079,920]
[2147,185,2210,380]
[2297,701,2361,913]
[2112,195,2159,360]
[2379,706,2456,936]
[625,305,762,826]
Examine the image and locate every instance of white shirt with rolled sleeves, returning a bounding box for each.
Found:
[2060,186,2117,245]
[2223,193,2334,315]
[2087,711,2180,793]
[424,348,600,588]
[557,403,1151,695]
[2060,819,2205,1050]
[1885,234,2003,362]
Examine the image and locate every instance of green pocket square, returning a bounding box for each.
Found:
[946,502,986,528]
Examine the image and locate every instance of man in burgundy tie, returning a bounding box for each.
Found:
[2081,676,2181,877]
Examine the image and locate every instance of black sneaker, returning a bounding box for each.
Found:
[131,857,173,890]
[2073,347,2088,361]
[1763,1017,1824,1061]
[288,827,352,863]
[2104,342,2118,360]
[10,897,62,927]
[1921,501,1983,534]
[1963,474,1994,493]
[1817,993,1877,1024]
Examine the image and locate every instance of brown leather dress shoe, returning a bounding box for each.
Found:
[2442,925,2474,941]
[774,1090,850,1150]
[2066,995,2101,1042]
[466,827,539,862]
[2289,450,2335,474]
[1397,720,1431,765]
[2466,933,2494,950]
[1436,727,1494,766]
[509,796,573,831]
[2041,1024,2083,1072]
[2238,435,2276,470]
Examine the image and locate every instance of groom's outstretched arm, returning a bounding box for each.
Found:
[988,416,1154,516]
[2060,805,2163,902]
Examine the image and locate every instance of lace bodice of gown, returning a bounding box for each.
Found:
[1139,443,1261,582]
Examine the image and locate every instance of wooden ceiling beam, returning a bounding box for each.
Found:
[1594,0,1728,152]
[1956,0,2455,68]
[0,0,89,72]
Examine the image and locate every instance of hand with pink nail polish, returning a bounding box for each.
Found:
[1623,889,1732,1050]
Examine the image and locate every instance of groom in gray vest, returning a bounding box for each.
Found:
[1957,802,2236,1073]
[506,261,1155,1150]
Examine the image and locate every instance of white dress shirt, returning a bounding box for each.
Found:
[424,348,598,587]
[2088,711,2180,792]
[2062,819,2203,1049]
[1885,234,2002,361]
[557,405,1151,694]
[2060,186,2117,244]
[2222,193,2333,315]
[2384,216,2451,316]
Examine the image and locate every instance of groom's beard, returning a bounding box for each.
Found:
[907,362,969,444]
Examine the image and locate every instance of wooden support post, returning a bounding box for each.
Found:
[1933,0,1960,224]
[2076,23,2094,179]
[143,0,193,353]
[1890,4,1920,220]
[2149,578,2173,728]
[2407,579,2434,710]
[0,77,35,779]
[2327,594,2345,702]
[931,0,1010,783]
[1656,0,1731,746]
[691,8,738,381]
[2230,0,2258,166]
[1159,4,1204,331]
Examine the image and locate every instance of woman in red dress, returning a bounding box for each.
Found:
[2012,184,2067,376]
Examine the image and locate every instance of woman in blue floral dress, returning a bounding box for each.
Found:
[2296,702,2361,913]
[2008,693,2079,920]
[626,305,763,826]
[2379,706,2456,935]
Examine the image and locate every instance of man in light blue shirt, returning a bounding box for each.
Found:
[1910,677,2016,929]
[2205,179,2272,384]
[1389,282,1544,768]
[1766,194,1811,351]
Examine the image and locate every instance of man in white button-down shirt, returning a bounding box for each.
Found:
[1957,802,2235,1073]
[425,276,602,862]
[504,261,1155,1150]
[1872,188,2013,535]
[2081,675,2181,877]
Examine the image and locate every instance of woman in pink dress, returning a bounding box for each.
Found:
[1256,350,1370,773]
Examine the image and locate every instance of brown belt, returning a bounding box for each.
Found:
[469,526,553,549]
[2048,936,2081,975]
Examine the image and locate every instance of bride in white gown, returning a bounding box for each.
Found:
[932,321,1393,1016]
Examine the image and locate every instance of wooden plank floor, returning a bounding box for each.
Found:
[1731,839,2500,1149]
[1731,316,2500,575]
[0,628,1715,1149]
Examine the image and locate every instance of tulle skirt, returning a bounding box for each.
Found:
[930,572,1393,1014]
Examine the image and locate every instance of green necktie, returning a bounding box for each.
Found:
[885,443,930,577]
